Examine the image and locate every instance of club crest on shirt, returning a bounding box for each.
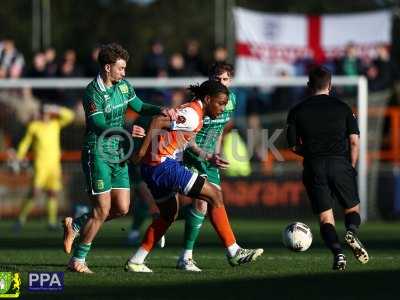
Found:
[119,84,129,94]
[177,115,186,124]
[88,101,97,114]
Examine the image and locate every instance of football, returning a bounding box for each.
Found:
[282,222,313,252]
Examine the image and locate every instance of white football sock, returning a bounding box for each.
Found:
[227,243,240,257]
[129,247,149,264]
[180,249,193,260]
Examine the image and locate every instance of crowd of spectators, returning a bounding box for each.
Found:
[1,38,397,110]
[0,38,231,109]
[0,37,399,159]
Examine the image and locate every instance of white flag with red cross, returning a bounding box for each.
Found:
[233,7,392,78]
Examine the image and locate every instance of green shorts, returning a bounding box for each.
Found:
[81,148,130,195]
[183,152,221,186]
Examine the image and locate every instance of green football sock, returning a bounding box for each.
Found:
[72,213,90,233]
[72,243,92,261]
[183,207,205,250]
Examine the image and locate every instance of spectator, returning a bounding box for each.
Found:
[27,52,53,102]
[84,46,100,77]
[57,50,83,107]
[44,47,58,77]
[61,49,83,75]
[213,45,228,64]
[27,52,47,78]
[57,49,83,78]
[336,43,364,96]
[183,39,206,76]
[141,39,168,77]
[0,38,25,78]
[336,43,363,76]
[368,45,392,91]
[168,52,188,77]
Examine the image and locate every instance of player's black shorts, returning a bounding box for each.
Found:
[302,157,360,214]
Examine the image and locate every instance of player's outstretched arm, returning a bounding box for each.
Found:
[16,124,34,160]
[128,95,177,120]
[57,107,75,128]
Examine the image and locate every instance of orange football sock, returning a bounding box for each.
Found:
[209,206,236,247]
[141,217,171,252]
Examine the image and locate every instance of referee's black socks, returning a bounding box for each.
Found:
[345,212,361,234]
[320,223,342,256]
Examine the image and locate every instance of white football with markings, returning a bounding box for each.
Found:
[282,222,313,252]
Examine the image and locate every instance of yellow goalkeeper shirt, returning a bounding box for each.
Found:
[16,108,75,169]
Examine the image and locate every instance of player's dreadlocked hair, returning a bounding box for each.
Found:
[208,62,234,79]
[98,43,129,67]
[188,80,229,101]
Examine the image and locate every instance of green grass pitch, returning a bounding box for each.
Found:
[0,218,399,299]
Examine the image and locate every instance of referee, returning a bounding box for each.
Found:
[286,66,369,270]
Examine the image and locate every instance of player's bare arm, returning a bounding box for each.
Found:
[349,134,359,168]
[131,115,172,164]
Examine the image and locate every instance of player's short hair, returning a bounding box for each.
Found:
[188,80,229,101]
[208,62,234,79]
[308,66,331,92]
[98,43,129,67]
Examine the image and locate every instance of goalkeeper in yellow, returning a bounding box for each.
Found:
[13,104,75,231]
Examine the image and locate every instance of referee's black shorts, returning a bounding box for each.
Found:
[302,157,360,214]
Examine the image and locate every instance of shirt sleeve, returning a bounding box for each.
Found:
[83,88,104,118]
[170,107,200,132]
[286,109,297,147]
[346,107,360,135]
[88,112,113,136]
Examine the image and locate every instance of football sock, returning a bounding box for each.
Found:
[72,213,90,233]
[180,249,193,260]
[129,247,149,264]
[208,206,236,248]
[131,198,149,231]
[320,223,342,256]
[182,207,205,251]
[141,217,171,252]
[18,198,35,224]
[72,243,92,262]
[47,197,58,226]
[345,212,361,234]
[227,243,240,257]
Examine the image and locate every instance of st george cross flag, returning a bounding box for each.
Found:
[233,7,392,78]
